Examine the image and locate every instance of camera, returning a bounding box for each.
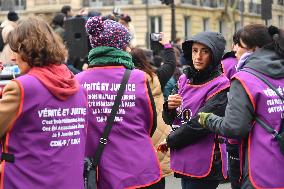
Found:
[149,33,164,55]
[150,33,163,42]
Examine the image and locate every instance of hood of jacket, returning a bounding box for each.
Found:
[182,32,226,84]
[182,31,226,69]
[29,64,79,101]
[243,48,284,79]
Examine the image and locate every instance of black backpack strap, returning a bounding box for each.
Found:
[255,117,280,138]
[242,69,283,137]
[92,69,131,168]
[1,134,15,163]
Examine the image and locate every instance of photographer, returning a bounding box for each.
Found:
[148,33,176,90]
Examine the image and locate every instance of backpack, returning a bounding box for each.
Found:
[0,27,5,52]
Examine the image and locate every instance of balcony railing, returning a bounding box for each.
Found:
[142,0,162,4]
[200,0,218,7]
[35,0,56,5]
[181,0,198,5]
[84,0,133,7]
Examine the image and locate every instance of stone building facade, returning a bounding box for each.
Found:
[0,0,283,47]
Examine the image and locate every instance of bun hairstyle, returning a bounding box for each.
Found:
[267,25,284,57]
[268,25,279,38]
[85,16,131,50]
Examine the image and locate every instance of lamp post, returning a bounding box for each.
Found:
[160,0,176,42]
[171,0,176,42]
[146,0,150,48]
[240,0,244,27]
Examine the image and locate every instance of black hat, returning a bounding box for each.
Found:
[7,11,19,22]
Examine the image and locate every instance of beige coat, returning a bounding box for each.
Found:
[146,73,172,177]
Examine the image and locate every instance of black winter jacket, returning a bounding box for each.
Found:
[163,67,229,181]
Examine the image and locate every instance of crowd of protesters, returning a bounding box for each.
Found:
[0,5,284,189]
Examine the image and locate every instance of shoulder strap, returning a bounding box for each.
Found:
[242,69,283,137]
[1,134,15,163]
[92,69,131,167]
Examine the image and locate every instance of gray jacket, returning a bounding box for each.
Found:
[207,48,284,138]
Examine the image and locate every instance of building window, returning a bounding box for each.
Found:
[217,0,225,7]
[1,0,26,9]
[279,15,283,28]
[181,0,198,5]
[203,18,210,31]
[278,0,284,5]
[200,0,217,7]
[15,0,24,6]
[235,21,241,32]
[184,16,191,40]
[88,0,104,6]
[114,0,132,5]
[150,16,162,33]
[218,20,226,34]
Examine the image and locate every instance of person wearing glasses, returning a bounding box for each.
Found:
[158,31,230,189]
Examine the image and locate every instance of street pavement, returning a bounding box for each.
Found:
[165,175,231,189]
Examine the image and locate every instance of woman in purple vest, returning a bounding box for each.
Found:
[199,25,284,188]
[221,30,240,80]
[159,31,230,189]
[0,17,88,189]
[76,16,162,189]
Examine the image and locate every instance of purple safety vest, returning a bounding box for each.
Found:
[234,69,284,188]
[1,74,88,189]
[222,57,239,145]
[171,74,230,178]
[222,57,238,79]
[76,66,162,189]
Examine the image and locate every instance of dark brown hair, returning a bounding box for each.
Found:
[266,25,284,57]
[239,24,272,49]
[7,16,67,67]
[130,48,155,79]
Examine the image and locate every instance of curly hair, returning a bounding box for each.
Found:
[7,16,67,67]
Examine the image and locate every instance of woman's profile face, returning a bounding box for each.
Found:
[11,52,30,74]
[191,43,211,71]
[235,39,255,60]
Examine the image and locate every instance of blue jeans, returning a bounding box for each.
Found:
[181,178,219,189]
